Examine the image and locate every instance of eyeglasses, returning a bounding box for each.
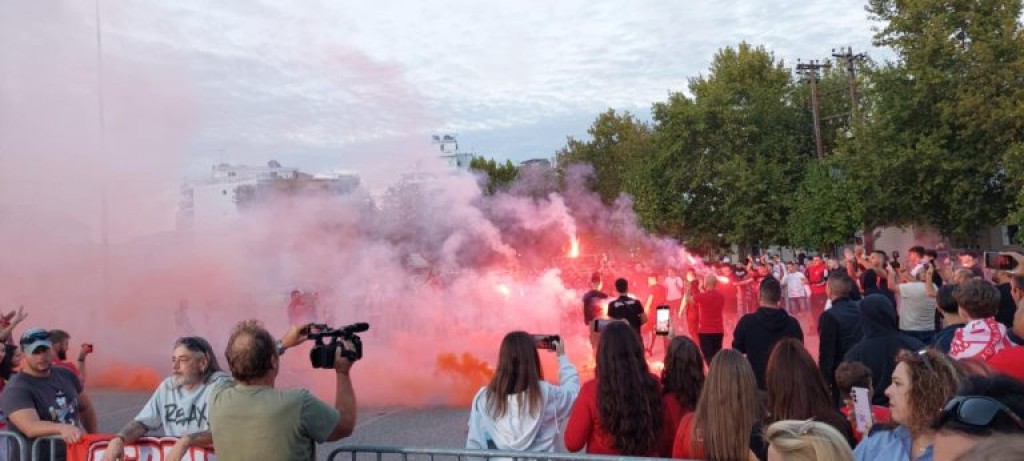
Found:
[20,330,50,344]
[938,396,1024,429]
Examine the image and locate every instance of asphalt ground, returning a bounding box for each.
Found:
[88,390,469,461]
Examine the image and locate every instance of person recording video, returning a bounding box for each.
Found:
[208,320,361,461]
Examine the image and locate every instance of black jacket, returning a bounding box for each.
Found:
[818,297,863,395]
[844,294,924,406]
[733,306,804,389]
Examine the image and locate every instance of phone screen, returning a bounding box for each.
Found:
[655,306,670,336]
[852,386,873,434]
[984,252,1019,271]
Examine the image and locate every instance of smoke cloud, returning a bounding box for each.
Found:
[0,2,700,407]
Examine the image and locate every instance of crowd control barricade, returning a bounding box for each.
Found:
[327,446,687,461]
[32,434,215,461]
[0,430,28,461]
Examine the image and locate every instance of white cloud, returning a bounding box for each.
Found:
[5,0,888,167]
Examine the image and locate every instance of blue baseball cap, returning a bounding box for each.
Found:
[20,328,52,354]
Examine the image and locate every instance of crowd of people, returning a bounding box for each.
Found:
[3,245,1024,461]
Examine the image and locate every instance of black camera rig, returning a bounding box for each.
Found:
[307,322,369,369]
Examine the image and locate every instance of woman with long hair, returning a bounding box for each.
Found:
[765,419,854,461]
[565,321,665,455]
[661,335,705,454]
[466,331,580,452]
[765,338,855,447]
[673,349,766,461]
[853,348,962,461]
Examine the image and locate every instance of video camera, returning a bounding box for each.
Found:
[307,322,369,369]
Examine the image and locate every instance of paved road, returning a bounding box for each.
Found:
[89,390,469,460]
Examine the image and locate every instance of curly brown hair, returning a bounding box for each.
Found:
[896,348,962,434]
[596,321,663,455]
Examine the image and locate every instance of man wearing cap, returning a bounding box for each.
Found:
[0,328,97,460]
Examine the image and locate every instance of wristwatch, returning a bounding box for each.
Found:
[275,340,286,356]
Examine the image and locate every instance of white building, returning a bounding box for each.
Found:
[177,161,304,230]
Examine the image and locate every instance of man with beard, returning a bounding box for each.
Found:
[49,329,92,382]
[2,328,98,461]
[103,337,231,461]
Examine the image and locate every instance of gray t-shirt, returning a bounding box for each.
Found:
[899,282,938,332]
[134,371,233,436]
[0,367,83,460]
[209,381,340,461]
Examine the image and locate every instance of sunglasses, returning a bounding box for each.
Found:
[939,396,1024,429]
[916,348,936,375]
[20,330,50,344]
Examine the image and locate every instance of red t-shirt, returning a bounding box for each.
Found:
[840,405,892,442]
[565,379,670,456]
[806,264,828,295]
[988,346,1024,382]
[672,413,704,459]
[661,394,690,457]
[695,290,725,334]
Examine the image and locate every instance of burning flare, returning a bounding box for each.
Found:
[569,235,580,258]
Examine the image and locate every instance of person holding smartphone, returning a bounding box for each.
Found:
[467,331,579,452]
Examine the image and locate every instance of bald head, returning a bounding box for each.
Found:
[703,273,718,289]
[225,320,276,382]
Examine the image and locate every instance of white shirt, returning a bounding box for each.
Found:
[135,371,232,436]
[782,272,808,298]
[898,282,937,332]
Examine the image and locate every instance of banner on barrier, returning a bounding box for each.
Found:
[68,435,215,461]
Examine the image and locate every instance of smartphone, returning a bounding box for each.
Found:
[851,386,873,434]
[532,334,559,351]
[984,251,1020,271]
[82,343,94,353]
[593,319,620,333]
[655,305,670,336]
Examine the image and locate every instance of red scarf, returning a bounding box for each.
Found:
[950,317,1012,361]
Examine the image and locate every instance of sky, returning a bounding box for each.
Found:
[3,0,889,176]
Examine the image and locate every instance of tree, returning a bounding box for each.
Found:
[787,161,866,250]
[468,157,519,195]
[555,110,653,206]
[649,43,811,249]
[846,0,1024,242]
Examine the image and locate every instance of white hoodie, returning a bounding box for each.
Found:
[466,355,580,454]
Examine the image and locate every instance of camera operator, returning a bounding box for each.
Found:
[209,321,357,461]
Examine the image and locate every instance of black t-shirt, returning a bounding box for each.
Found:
[582,290,609,325]
[1,367,84,460]
[608,295,645,333]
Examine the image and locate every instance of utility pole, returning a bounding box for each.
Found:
[796,60,831,159]
[831,47,867,120]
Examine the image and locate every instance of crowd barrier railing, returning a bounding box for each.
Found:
[0,430,29,461]
[327,445,687,461]
[30,434,215,461]
[30,435,60,461]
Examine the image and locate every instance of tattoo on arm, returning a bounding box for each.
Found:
[118,421,148,443]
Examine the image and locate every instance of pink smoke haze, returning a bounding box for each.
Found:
[0,3,704,405]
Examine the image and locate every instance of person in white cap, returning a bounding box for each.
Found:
[0,327,97,461]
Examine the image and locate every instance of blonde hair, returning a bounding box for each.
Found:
[765,420,853,461]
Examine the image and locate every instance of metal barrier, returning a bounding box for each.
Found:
[31,436,62,461]
[0,430,29,461]
[327,446,686,461]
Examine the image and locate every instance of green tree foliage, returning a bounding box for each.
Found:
[468,156,519,195]
[845,0,1024,241]
[555,110,653,206]
[649,43,811,249]
[787,161,866,250]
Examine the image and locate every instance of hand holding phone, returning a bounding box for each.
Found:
[655,305,670,336]
[81,343,94,354]
[851,386,873,434]
[532,334,560,351]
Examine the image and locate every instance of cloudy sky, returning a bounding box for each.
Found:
[4,1,891,176]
